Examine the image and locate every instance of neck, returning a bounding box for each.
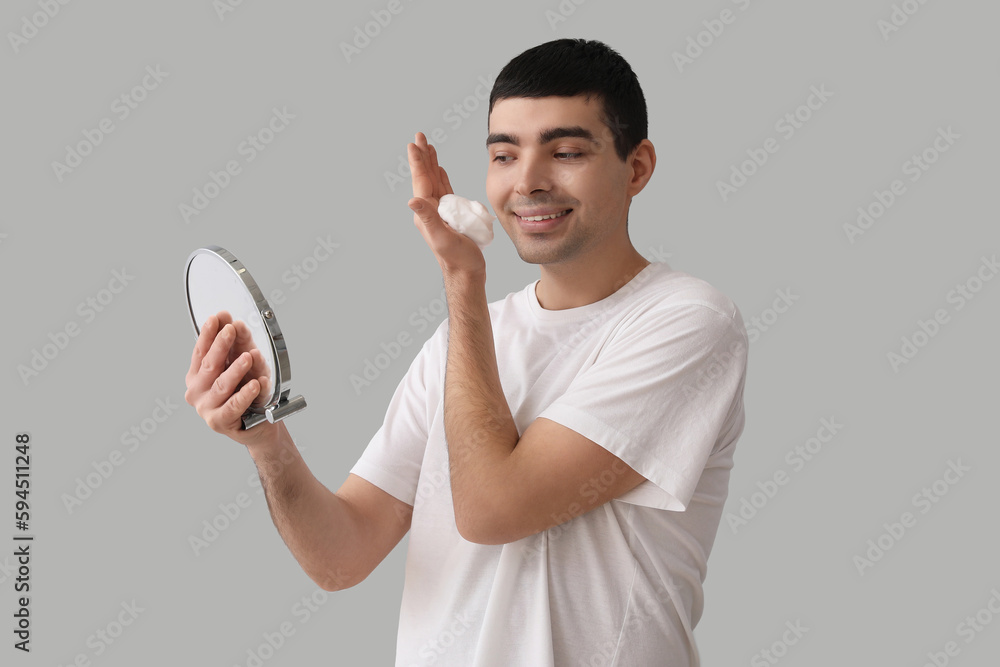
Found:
[535,244,651,310]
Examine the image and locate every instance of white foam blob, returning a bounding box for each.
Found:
[438,194,495,248]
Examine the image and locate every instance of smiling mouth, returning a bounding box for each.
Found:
[516,209,572,222]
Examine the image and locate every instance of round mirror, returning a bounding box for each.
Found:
[184,245,306,429]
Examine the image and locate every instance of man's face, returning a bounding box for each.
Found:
[485,95,633,266]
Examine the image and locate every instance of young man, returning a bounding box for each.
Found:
[185,39,748,666]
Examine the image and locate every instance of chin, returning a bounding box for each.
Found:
[512,243,574,266]
[515,251,547,265]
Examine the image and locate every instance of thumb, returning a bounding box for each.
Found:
[408,197,443,228]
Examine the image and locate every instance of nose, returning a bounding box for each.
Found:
[515,152,552,196]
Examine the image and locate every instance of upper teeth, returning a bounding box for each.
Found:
[521,210,568,222]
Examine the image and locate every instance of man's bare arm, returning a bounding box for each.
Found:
[246,425,412,590]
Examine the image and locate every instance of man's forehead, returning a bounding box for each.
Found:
[487,95,607,146]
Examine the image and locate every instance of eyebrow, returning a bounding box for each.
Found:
[486,126,597,148]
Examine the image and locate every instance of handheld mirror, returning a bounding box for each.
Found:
[184,245,307,429]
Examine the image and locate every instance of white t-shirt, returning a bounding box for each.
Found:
[350,261,749,667]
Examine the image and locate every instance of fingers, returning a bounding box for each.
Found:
[186,321,242,410]
[410,132,452,201]
[228,320,256,376]
[424,138,452,199]
[408,196,444,230]
[203,322,237,381]
[249,347,270,385]
[215,310,233,329]
[210,349,250,397]
[188,312,218,377]
[209,375,262,433]
[187,310,235,376]
[205,349,264,424]
[408,142,433,200]
[231,318,254,349]
[185,309,274,437]
[247,348,272,407]
[427,144,443,196]
[186,342,267,436]
[439,164,454,196]
[233,323,271,391]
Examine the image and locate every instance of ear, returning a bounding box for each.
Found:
[625,139,656,197]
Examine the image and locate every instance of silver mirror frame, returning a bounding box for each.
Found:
[184,245,306,429]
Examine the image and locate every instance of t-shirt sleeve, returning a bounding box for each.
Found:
[348,322,445,506]
[537,302,748,511]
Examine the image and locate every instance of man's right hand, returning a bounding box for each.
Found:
[184,310,276,448]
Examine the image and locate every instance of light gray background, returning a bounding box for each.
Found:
[2,1,998,665]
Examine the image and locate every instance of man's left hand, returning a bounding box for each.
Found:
[407,132,486,280]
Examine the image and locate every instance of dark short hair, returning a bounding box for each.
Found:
[488,39,648,162]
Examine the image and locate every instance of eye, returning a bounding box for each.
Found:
[555,152,583,159]
[492,154,513,164]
